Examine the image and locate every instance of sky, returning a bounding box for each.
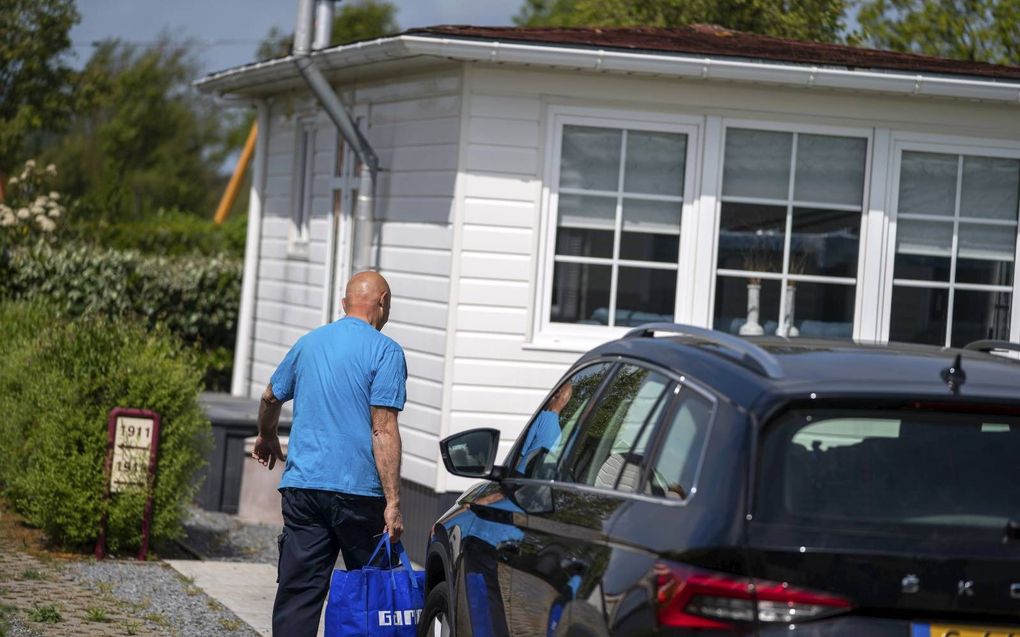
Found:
[70,0,520,75]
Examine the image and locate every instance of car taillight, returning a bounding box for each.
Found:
[655,562,852,630]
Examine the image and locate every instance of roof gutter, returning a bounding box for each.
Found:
[198,34,1020,105]
[293,0,378,274]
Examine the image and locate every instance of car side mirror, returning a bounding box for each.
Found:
[440,428,502,480]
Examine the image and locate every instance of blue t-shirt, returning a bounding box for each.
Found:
[515,410,561,475]
[270,317,407,496]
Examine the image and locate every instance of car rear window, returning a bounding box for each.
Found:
[756,409,1020,538]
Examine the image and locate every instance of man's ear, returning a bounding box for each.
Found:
[341,297,348,313]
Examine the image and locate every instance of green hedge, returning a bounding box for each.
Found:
[0,242,241,390]
[65,209,248,258]
[0,302,211,553]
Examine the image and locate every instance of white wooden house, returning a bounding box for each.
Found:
[196,25,1020,542]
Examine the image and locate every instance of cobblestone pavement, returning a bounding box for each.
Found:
[0,506,259,637]
[0,549,163,637]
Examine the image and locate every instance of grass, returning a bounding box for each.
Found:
[85,606,110,622]
[124,619,140,635]
[219,617,245,631]
[142,611,170,628]
[27,604,62,623]
[17,569,43,581]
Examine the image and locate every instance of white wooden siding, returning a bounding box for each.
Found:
[357,69,463,487]
[442,63,1020,492]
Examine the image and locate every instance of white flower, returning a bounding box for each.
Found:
[30,204,45,215]
[25,159,35,168]
[47,206,62,218]
[16,207,30,220]
[49,191,60,200]
[34,195,48,206]
[35,215,56,232]
[0,204,10,215]
[46,164,57,175]
[7,176,18,186]
[0,211,15,227]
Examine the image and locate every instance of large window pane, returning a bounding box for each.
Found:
[790,208,861,278]
[648,390,714,500]
[960,156,1020,221]
[722,129,793,200]
[567,365,670,489]
[616,267,677,326]
[794,134,867,206]
[556,194,616,259]
[788,281,855,339]
[894,219,953,281]
[624,131,687,196]
[713,277,781,335]
[717,203,786,273]
[950,290,1011,347]
[898,151,957,216]
[956,222,1016,285]
[551,262,611,324]
[517,363,613,480]
[890,286,948,345]
[620,198,681,262]
[560,125,621,191]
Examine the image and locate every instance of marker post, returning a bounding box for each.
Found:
[95,408,162,561]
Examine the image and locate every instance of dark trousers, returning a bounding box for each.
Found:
[273,487,387,637]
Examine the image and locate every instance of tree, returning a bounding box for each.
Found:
[514,0,849,43]
[47,36,235,221]
[257,0,400,61]
[0,0,80,197]
[855,0,1020,64]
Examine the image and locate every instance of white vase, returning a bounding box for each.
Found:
[739,282,764,336]
[783,284,800,337]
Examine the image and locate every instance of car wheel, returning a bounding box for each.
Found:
[419,581,452,637]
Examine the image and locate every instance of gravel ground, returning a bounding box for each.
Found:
[167,506,281,564]
[0,506,281,637]
[66,559,259,637]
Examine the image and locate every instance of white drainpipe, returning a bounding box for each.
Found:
[293,0,379,273]
[231,100,270,396]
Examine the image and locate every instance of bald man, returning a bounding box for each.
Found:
[252,271,407,637]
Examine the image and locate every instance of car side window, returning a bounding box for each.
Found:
[562,364,671,492]
[512,363,612,480]
[645,388,715,500]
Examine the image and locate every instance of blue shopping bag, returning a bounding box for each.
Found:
[324,533,426,637]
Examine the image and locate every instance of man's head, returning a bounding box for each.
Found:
[547,382,573,414]
[341,271,392,330]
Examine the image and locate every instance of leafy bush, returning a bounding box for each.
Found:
[0,242,241,390]
[0,159,66,246]
[66,208,247,258]
[0,302,212,553]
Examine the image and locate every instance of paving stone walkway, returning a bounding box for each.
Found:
[0,549,162,637]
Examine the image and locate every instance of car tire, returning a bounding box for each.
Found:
[419,580,453,637]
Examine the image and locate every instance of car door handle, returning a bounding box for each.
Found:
[497,541,521,556]
[560,557,589,575]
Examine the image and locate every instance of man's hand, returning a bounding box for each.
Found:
[384,504,403,542]
[252,434,284,470]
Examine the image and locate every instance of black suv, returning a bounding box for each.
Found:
[419,324,1020,637]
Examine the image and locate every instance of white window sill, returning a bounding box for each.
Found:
[523,328,629,355]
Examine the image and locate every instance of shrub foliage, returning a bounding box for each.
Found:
[0,302,211,553]
[0,242,241,389]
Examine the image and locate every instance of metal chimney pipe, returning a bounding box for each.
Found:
[292,0,380,274]
[293,0,314,55]
[313,0,334,50]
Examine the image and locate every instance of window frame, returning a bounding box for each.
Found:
[708,119,875,340]
[880,135,1020,346]
[288,116,317,257]
[534,106,703,346]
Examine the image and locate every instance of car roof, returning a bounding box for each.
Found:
[582,332,1020,414]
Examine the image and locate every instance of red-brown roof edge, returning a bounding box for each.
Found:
[404,24,1020,82]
